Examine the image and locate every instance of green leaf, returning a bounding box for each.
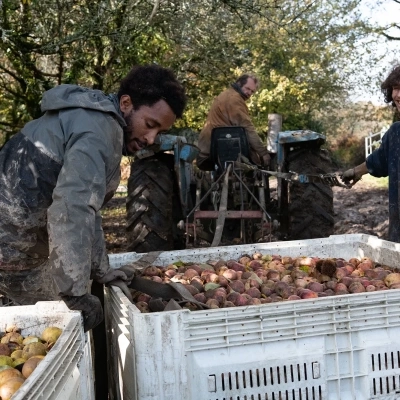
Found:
[204,283,220,291]
[173,260,184,266]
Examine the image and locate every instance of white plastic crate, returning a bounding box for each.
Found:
[105,234,400,400]
[0,301,95,400]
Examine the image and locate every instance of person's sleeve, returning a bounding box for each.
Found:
[48,111,114,297]
[366,128,389,177]
[90,211,111,281]
[227,97,269,157]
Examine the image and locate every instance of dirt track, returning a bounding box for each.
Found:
[332,176,389,240]
[102,176,390,254]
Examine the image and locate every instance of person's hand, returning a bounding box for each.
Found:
[107,264,142,302]
[61,293,103,332]
[262,154,271,168]
[96,268,133,301]
[96,268,128,284]
[115,264,140,282]
[340,168,362,186]
[106,280,133,302]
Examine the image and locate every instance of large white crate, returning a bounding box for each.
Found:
[0,301,95,400]
[105,234,400,400]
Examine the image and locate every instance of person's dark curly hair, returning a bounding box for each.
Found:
[381,64,400,106]
[117,64,186,118]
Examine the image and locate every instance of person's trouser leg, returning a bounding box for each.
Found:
[0,260,59,305]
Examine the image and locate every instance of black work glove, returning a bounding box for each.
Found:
[96,268,133,302]
[62,293,103,332]
[340,168,362,187]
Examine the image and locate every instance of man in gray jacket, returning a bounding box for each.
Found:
[0,64,186,332]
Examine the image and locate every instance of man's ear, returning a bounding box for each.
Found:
[120,95,133,114]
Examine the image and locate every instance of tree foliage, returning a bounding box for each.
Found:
[0,0,382,145]
[0,0,172,142]
[171,0,376,134]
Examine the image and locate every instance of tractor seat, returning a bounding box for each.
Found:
[210,127,250,172]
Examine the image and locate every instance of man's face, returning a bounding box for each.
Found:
[241,78,258,100]
[120,96,176,154]
[393,85,400,112]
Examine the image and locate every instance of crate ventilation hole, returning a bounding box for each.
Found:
[371,351,400,397]
[208,362,322,400]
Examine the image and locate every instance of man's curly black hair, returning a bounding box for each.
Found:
[117,64,186,118]
[381,64,400,107]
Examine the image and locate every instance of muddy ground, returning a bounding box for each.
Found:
[101,175,390,254]
[332,176,389,239]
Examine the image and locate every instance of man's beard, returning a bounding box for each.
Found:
[232,82,248,100]
[122,111,135,156]
[122,131,132,156]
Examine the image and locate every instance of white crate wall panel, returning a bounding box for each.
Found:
[0,301,94,400]
[105,234,400,400]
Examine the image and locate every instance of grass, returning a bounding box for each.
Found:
[362,174,389,189]
[100,196,126,218]
[101,206,125,218]
[113,192,127,198]
[100,181,128,218]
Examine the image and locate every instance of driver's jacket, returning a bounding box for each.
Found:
[0,84,125,296]
[366,122,400,242]
[196,86,269,170]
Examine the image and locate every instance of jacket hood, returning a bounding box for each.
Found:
[40,84,126,126]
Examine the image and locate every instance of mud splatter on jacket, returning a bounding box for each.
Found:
[0,85,125,296]
[196,85,268,169]
[366,122,400,242]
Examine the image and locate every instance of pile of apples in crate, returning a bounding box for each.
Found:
[0,326,62,399]
[131,253,400,312]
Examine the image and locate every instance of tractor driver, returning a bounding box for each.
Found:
[341,64,400,242]
[0,64,186,332]
[196,74,271,171]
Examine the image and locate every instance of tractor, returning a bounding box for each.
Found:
[125,115,339,253]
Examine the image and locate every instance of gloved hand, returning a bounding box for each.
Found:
[104,264,150,303]
[96,268,133,302]
[340,168,362,186]
[62,293,103,332]
[96,268,128,284]
[115,264,139,283]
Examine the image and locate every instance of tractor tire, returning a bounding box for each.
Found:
[287,147,334,240]
[126,156,184,253]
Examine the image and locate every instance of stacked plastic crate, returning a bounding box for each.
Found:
[0,301,94,400]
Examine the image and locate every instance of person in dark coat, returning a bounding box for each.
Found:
[0,64,186,331]
[341,64,400,242]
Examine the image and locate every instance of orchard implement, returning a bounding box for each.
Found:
[126,119,346,251]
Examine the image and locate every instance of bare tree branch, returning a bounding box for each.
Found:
[149,0,160,21]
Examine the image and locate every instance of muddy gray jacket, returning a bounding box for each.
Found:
[0,84,125,296]
[366,121,400,242]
